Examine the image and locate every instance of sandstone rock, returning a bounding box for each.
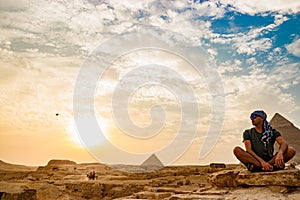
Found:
[209,163,226,169]
[0,189,37,200]
[134,191,172,199]
[208,169,300,187]
[46,159,77,166]
[207,169,239,187]
[223,187,299,200]
[64,182,145,199]
[0,171,31,181]
[169,194,225,200]
[195,188,229,195]
[236,169,300,187]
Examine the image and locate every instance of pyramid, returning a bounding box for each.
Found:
[270,113,300,163]
[141,154,164,167]
[270,113,294,128]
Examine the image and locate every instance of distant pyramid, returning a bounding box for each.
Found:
[270,113,294,128]
[270,113,300,163]
[141,154,164,167]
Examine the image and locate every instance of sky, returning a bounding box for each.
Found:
[0,0,300,166]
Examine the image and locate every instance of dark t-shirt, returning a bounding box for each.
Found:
[243,128,281,161]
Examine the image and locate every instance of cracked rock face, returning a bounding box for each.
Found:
[208,169,300,187]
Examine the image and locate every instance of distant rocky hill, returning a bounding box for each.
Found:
[0,160,37,172]
[46,159,77,166]
[270,113,300,163]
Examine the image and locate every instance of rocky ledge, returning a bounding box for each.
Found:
[208,168,300,187]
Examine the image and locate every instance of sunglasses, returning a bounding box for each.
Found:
[250,113,258,119]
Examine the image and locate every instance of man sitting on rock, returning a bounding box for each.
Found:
[233,110,296,172]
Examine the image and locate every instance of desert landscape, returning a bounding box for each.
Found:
[1,113,300,200]
[0,159,299,200]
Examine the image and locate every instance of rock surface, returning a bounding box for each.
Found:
[1,160,300,200]
[208,169,300,187]
[46,159,77,166]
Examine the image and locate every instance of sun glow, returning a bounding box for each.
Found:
[67,119,83,146]
[67,117,110,149]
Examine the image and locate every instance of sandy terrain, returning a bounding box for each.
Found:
[0,159,299,200]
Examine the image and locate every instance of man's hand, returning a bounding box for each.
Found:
[275,152,285,169]
[261,161,273,171]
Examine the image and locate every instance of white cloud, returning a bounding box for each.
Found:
[271,63,300,88]
[274,14,289,26]
[207,48,218,58]
[224,62,299,109]
[217,60,300,144]
[207,13,286,56]
[218,59,243,74]
[192,1,226,18]
[236,37,272,55]
[222,78,295,130]
[0,65,74,128]
[220,0,300,14]
[0,0,29,11]
[286,38,300,57]
[228,14,290,55]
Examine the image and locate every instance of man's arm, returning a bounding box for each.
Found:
[244,140,273,171]
[275,136,288,168]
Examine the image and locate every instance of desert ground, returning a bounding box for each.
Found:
[0,159,300,200]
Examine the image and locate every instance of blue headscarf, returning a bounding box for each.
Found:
[250,110,274,147]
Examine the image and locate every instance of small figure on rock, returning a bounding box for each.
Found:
[87,171,97,180]
[233,110,296,172]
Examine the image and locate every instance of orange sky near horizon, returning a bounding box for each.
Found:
[0,56,239,166]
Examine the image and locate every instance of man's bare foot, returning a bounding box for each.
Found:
[246,163,262,172]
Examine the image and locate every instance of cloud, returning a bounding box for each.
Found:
[271,62,300,88]
[207,13,289,58]
[192,1,226,18]
[236,37,272,55]
[222,61,299,128]
[220,0,300,14]
[0,49,80,131]
[0,0,29,11]
[286,38,300,57]
[218,59,243,74]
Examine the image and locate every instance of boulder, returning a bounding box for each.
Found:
[208,169,300,187]
[208,169,239,187]
[209,163,226,169]
[236,169,300,186]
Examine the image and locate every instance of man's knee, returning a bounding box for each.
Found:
[288,146,296,157]
[233,146,243,156]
